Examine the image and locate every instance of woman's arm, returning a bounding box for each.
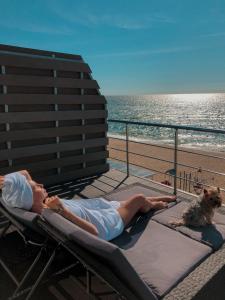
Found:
[61,207,99,236]
[19,170,33,181]
[45,196,99,237]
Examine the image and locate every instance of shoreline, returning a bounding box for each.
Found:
[108,137,225,193]
[108,133,225,154]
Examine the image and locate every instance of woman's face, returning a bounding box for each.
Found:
[28,180,48,214]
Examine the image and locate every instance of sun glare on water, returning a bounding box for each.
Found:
[167,93,218,102]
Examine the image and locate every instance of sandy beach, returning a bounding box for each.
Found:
[108,137,225,194]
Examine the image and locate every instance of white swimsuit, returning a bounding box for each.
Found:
[61,197,124,241]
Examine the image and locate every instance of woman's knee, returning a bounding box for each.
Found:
[129,194,146,206]
[134,194,146,201]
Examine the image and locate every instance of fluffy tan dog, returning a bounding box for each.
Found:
[170,187,222,227]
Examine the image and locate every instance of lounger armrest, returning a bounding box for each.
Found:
[41,208,92,239]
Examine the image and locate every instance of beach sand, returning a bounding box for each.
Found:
[108,137,225,195]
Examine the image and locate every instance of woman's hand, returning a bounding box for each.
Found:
[44,196,65,212]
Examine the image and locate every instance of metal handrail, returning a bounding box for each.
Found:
[108,146,225,177]
[108,119,225,195]
[109,156,225,192]
[109,119,225,134]
[109,135,225,161]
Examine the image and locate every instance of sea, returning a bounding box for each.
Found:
[106,93,225,152]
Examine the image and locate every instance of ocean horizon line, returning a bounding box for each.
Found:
[105,91,225,97]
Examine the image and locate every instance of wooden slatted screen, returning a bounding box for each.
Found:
[0,44,109,186]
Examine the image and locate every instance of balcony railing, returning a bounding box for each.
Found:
[108,119,225,195]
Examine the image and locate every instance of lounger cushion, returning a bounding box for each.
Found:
[43,209,211,299]
[122,220,212,298]
[152,200,225,250]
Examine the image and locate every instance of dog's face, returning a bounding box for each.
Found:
[203,187,223,208]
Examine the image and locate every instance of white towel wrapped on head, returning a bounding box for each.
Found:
[2,172,33,210]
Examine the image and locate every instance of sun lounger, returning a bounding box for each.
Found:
[2,182,225,300]
[36,184,225,300]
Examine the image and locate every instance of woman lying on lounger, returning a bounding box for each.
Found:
[0,170,176,241]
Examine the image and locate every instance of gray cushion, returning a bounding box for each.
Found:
[123,220,212,298]
[152,201,225,250]
[42,209,157,300]
[43,209,212,299]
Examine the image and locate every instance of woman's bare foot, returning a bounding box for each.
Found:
[139,200,168,213]
[147,195,177,203]
[151,201,168,210]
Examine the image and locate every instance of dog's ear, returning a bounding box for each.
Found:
[217,187,220,194]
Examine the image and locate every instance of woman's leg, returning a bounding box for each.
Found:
[147,195,177,203]
[117,194,167,227]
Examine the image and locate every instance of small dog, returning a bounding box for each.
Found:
[170,187,222,227]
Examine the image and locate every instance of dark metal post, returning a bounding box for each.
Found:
[86,270,91,294]
[189,173,192,192]
[125,123,129,176]
[183,171,186,190]
[179,171,182,189]
[174,129,178,195]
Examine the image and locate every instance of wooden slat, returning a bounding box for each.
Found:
[0,75,99,89]
[5,66,53,76]
[91,179,114,194]
[0,151,108,174]
[39,164,109,186]
[0,44,82,60]
[0,138,108,160]
[0,110,107,123]
[0,124,107,142]
[0,94,106,105]
[79,184,106,198]
[0,53,90,72]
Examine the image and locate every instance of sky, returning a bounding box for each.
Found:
[0,0,225,95]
